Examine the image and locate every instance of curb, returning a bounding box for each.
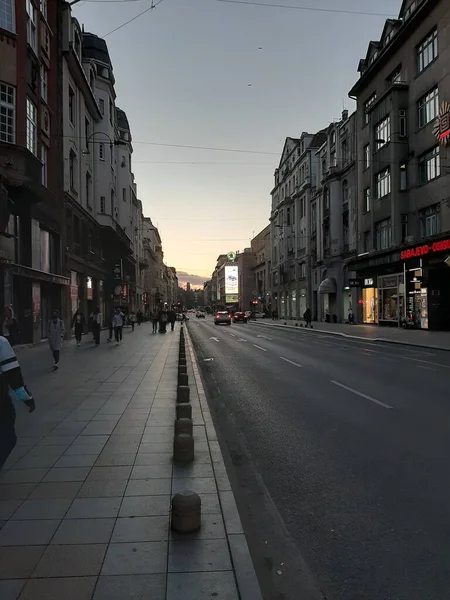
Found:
[250,320,450,352]
[184,324,263,600]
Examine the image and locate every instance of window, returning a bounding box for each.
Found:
[375,168,391,199]
[41,144,47,186]
[342,139,348,162]
[388,65,402,84]
[300,263,306,278]
[26,0,37,52]
[99,143,105,161]
[100,196,106,214]
[342,180,349,205]
[324,187,330,210]
[311,202,317,233]
[0,0,14,32]
[42,25,50,55]
[0,82,15,143]
[420,204,440,238]
[68,86,75,125]
[364,188,370,213]
[110,189,115,215]
[401,214,408,242]
[69,150,76,190]
[26,98,37,155]
[122,187,126,203]
[418,146,440,184]
[418,87,438,128]
[400,163,407,190]
[40,0,47,19]
[109,98,114,125]
[364,93,376,124]
[364,144,370,169]
[374,116,390,149]
[375,218,392,250]
[99,98,104,115]
[330,151,336,167]
[40,65,47,102]
[342,215,349,247]
[363,231,370,253]
[85,172,92,208]
[84,117,90,148]
[417,28,437,73]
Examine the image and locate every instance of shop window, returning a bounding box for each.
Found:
[420,203,440,238]
[375,218,392,250]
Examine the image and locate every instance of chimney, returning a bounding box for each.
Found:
[342,109,349,121]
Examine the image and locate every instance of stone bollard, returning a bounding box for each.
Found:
[171,490,201,533]
[177,385,190,403]
[175,417,193,437]
[178,373,188,387]
[178,365,187,376]
[173,433,194,463]
[176,402,192,420]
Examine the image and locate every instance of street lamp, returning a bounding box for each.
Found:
[82,131,125,155]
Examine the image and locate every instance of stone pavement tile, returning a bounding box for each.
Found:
[66,497,121,519]
[101,541,167,575]
[43,467,91,482]
[86,466,132,481]
[18,576,97,600]
[91,414,121,423]
[170,514,226,541]
[125,478,171,497]
[166,571,239,600]
[172,477,217,495]
[227,534,262,600]
[0,483,36,501]
[168,539,232,572]
[198,493,221,514]
[29,481,82,500]
[71,435,110,447]
[0,500,22,519]
[82,422,117,436]
[193,426,207,441]
[93,574,165,600]
[119,495,170,517]
[0,579,26,600]
[0,518,60,545]
[77,480,127,498]
[117,415,149,424]
[138,441,172,454]
[130,465,172,480]
[0,469,48,484]
[13,449,66,470]
[54,454,98,468]
[70,410,100,422]
[51,518,115,544]
[219,491,244,535]
[37,436,75,447]
[0,546,45,578]
[112,424,145,435]
[63,444,104,456]
[172,462,214,479]
[11,498,72,520]
[134,453,172,467]
[111,516,168,543]
[32,543,107,577]
[94,453,136,467]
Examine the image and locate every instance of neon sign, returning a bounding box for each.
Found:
[433,101,450,147]
[400,239,450,260]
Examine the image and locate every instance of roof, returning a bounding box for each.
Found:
[309,129,327,149]
[82,33,112,68]
[115,107,130,132]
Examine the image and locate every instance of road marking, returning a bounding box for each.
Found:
[362,348,379,353]
[253,344,267,352]
[279,357,302,368]
[400,356,450,369]
[230,333,236,337]
[209,337,220,343]
[330,380,393,409]
[417,364,438,371]
[380,356,402,363]
[236,338,247,342]
[257,335,273,340]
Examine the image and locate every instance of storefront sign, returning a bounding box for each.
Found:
[433,101,450,147]
[349,279,361,287]
[364,278,374,286]
[400,239,450,260]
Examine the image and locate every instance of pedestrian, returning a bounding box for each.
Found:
[0,335,35,471]
[159,307,168,333]
[92,307,102,345]
[150,309,158,333]
[136,309,143,326]
[107,313,114,342]
[48,310,65,370]
[1,306,18,347]
[129,310,136,332]
[112,308,124,344]
[71,308,85,346]
[167,308,176,332]
[303,308,312,328]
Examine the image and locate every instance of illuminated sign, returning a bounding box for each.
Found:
[225,265,238,303]
[364,278,374,286]
[433,101,450,147]
[400,239,450,260]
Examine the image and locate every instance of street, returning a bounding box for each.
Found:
[188,316,450,600]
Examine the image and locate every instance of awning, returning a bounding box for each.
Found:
[319,277,337,294]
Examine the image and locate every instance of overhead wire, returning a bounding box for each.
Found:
[215,0,397,18]
[102,0,165,37]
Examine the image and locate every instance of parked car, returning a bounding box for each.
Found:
[233,312,248,323]
[215,311,231,325]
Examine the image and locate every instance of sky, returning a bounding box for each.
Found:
[74,0,400,285]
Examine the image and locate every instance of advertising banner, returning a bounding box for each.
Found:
[225,265,238,304]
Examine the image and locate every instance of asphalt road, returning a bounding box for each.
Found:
[188,316,450,600]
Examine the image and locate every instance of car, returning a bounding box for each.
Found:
[233,312,248,323]
[215,311,231,325]
[196,311,205,318]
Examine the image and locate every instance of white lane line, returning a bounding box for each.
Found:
[253,344,267,352]
[230,333,236,337]
[362,348,379,353]
[400,356,450,369]
[236,338,247,342]
[380,356,402,363]
[280,357,302,368]
[417,364,438,371]
[257,334,273,340]
[209,337,220,343]
[330,380,393,409]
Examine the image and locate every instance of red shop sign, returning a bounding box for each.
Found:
[400,239,450,260]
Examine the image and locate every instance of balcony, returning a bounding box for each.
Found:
[0,143,44,204]
[97,213,132,254]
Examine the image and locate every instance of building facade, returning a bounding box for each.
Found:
[237,248,255,311]
[251,225,270,313]
[348,0,450,330]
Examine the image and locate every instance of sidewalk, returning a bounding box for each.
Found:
[0,324,258,599]
[253,319,450,351]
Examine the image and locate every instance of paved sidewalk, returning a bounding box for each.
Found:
[0,324,256,599]
[252,319,450,350]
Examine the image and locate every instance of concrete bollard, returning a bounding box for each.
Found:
[173,433,194,463]
[175,417,193,437]
[171,490,201,533]
[177,385,190,403]
[176,402,192,420]
[178,373,188,387]
[178,366,187,377]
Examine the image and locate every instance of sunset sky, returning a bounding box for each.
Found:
[74,0,397,283]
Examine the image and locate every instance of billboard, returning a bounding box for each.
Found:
[225,265,238,304]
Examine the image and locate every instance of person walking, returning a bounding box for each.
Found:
[92,307,102,345]
[303,308,312,328]
[159,307,168,333]
[151,309,159,334]
[112,308,124,344]
[0,335,35,471]
[168,308,176,332]
[48,310,65,370]
[129,310,136,332]
[71,309,85,346]
[136,309,143,326]
[107,312,114,342]
[1,306,18,347]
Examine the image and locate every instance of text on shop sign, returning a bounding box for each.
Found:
[400,239,450,260]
